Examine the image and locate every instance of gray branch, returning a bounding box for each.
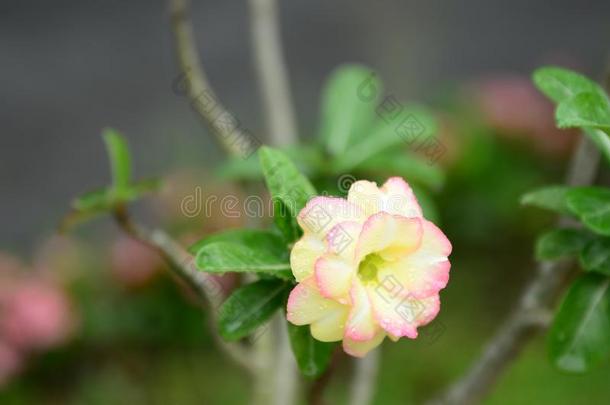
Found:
[427,135,600,405]
[248,0,298,146]
[169,0,253,157]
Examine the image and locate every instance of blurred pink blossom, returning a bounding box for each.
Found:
[474,75,576,155]
[110,236,163,288]
[0,279,75,352]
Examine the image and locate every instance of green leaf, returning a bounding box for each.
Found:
[259,147,316,241]
[535,228,592,261]
[583,128,610,164]
[271,198,302,243]
[259,146,316,214]
[102,128,132,192]
[533,66,603,104]
[319,64,381,156]
[548,273,610,373]
[581,238,610,276]
[218,279,290,341]
[356,150,445,190]
[556,92,610,130]
[333,104,438,172]
[287,323,336,378]
[566,187,610,236]
[72,188,114,212]
[195,242,292,280]
[188,228,287,256]
[520,185,573,215]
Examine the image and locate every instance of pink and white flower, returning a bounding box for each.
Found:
[287,177,452,357]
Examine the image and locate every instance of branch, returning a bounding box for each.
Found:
[349,349,380,405]
[247,0,301,401]
[427,134,601,405]
[169,0,256,157]
[113,206,256,374]
[248,0,298,146]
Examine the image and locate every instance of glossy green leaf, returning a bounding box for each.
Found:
[581,238,610,276]
[287,323,336,378]
[259,146,316,214]
[548,274,610,373]
[218,279,290,341]
[535,228,592,261]
[259,147,316,242]
[332,104,438,172]
[102,128,132,192]
[556,92,610,130]
[520,185,573,215]
[188,228,287,256]
[566,187,610,236]
[533,66,603,104]
[195,242,292,280]
[319,64,381,156]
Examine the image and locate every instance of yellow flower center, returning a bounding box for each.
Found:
[357,253,384,284]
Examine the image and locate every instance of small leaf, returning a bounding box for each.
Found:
[333,105,438,172]
[195,242,292,280]
[188,228,287,257]
[533,66,603,104]
[520,186,573,215]
[535,228,592,261]
[556,92,610,130]
[72,188,114,212]
[581,238,610,276]
[218,280,290,341]
[566,187,610,236]
[548,274,610,373]
[102,128,132,192]
[287,323,336,378]
[319,64,381,156]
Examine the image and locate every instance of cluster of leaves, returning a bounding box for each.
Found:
[62,129,160,229]
[191,147,336,377]
[65,128,337,377]
[217,64,444,207]
[63,65,451,378]
[522,66,610,373]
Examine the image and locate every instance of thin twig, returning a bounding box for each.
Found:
[169,0,254,157]
[248,0,298,146]
[247,0,300,402]
[349,349,380,405]
[113,206,255,374]
[308,348,340,405]
[427,135,601,405]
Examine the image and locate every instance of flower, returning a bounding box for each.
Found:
[286,177,452,357]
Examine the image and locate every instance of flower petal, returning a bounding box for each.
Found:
[310,308,349,342]
[290,235,326,281]
[348,178,422,218]
[366,285,440,338]
[343,330,385,357]
[378,220,451,298]
[287,279,347,325]
[345,281,378,341]
[298,197,365,239]
[314,254,354,300]
[326,221,362,261]
[355,213,423,262]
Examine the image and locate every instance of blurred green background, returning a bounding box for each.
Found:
[2,0,610,403]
